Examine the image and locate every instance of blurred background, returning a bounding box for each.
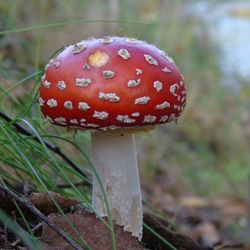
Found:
[1,0,250,248]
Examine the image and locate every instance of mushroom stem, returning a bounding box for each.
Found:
[91,132,143,240]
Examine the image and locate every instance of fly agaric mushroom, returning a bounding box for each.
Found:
[39,36,186,240]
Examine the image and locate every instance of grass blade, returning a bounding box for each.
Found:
[0,19,148,35]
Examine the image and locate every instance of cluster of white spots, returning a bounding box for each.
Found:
[55,117,67,125]
[57,80,66,90]
[158,50,174,64]
[47,98,57,108]
[45,59,53,70]
[41,74,46,81]
[103,70,115,79]
[169,113,177,122]
[167,56,174,64]
[70,119,78,124]
[76,78,91,87]
[98,127,108,131]
[153,81,163,92]
[144,54,158,66]
[79,119,86,126]
[52,60,61,68]
[87,123,99,128]
[43,80,51,88]
[64,101,73,110]
[99,92,120,102]
[162,67,172,73]
[102,36,113,44]
[72,43,86,54]
[135,69,142,75]
[128,79,141,88]
[135,96,150,105]
[45,112,180,128]
[174,105,181,111]
[41,38,186,129]
[118,49,131,60]
[143,115,156,123]
[108,125,121,130]
[99,125,123,131]
[116,115,135,124]
[131,112,140,117]
[45,116,53,123]
[126,38,139,43]
[78,102,90,111]
[159,115,169,122]
[69,125,79,129]
[82,63,90,70]
[156,101,170,109]
[38,97,45,106]
[170,83,180,98]
[93,111,108,120]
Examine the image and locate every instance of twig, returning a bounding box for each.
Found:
[214,242,244,250]
[0,184,82,250]
[11,223,42,247]
[143,214,214,250]
[0,111,91,186]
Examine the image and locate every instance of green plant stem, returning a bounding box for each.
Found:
[0,111,91,184]
[0,19,148,35]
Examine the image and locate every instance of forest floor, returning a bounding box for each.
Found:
[0,170,249,250]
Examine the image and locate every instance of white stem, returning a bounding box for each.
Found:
[91,132,143,240]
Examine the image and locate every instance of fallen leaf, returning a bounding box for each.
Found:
[195,222,220,246]
[179,196,209,208]
[29,192,78,215]
[39,211,144,250]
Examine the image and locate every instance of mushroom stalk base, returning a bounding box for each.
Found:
[91,132,143,240]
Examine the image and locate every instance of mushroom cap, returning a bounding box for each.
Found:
[39,36,186,131]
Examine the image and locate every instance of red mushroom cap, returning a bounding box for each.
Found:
[39,36,186,131]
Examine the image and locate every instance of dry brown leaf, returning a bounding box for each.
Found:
[179,196,209,208]
[29,192,78,215]
[39,211,144,250]
[143,214,211,250]
[195,222,220,246]
[213,198,246,216]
